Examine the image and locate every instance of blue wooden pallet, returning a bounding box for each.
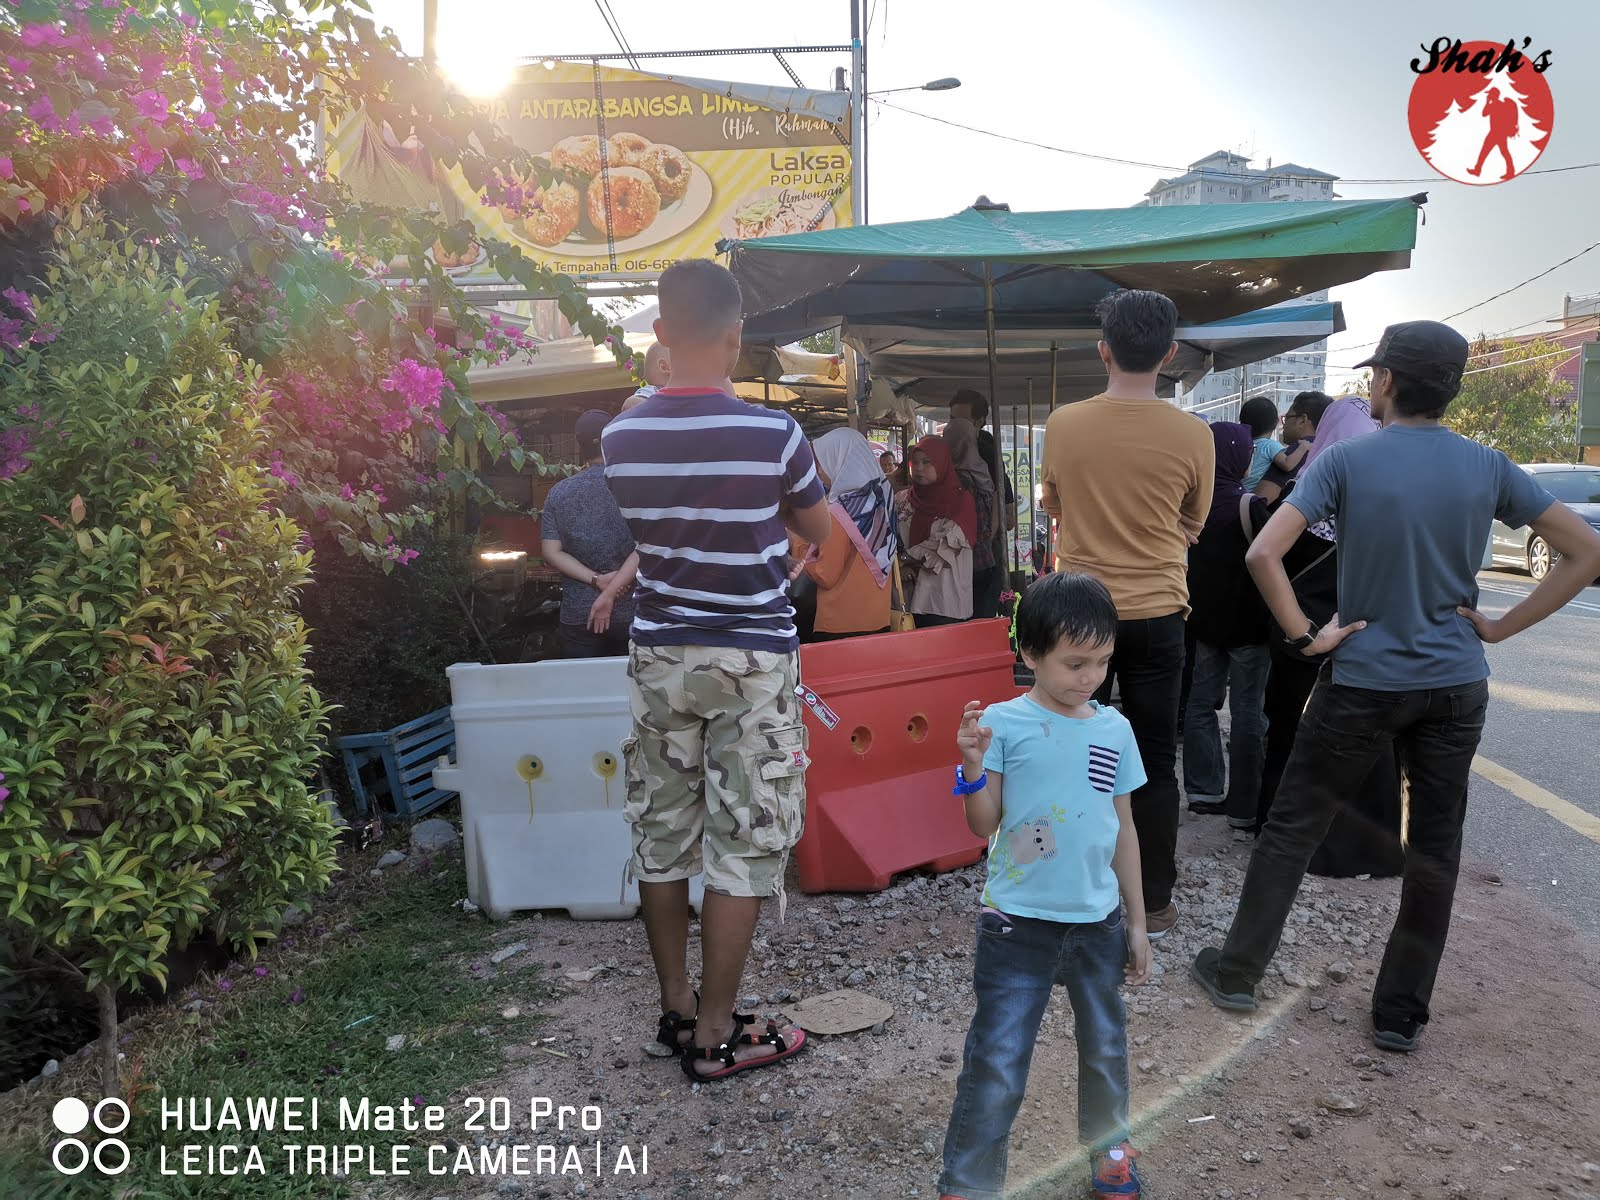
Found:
[336,707,457,820]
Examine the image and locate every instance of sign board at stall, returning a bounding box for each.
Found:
[322,61,854,282]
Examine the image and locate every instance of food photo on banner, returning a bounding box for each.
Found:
[322,61,855,280]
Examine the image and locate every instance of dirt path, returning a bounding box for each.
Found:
[401,816,1600,1200]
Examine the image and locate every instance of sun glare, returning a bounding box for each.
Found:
[435,1,528,100]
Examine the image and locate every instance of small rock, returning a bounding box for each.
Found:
[1326,959,1354,983]
[1308,997,1327,1012]
[844,968,868,987]
[184,999,208,1012]
[282,903,310,928]
[369,869,383,880]
[411,818,461,853]
[1317,1092,1368,1117]
[1288,1116,1313,1139]
[1351,1053,1375,1069]
[769,988,795,1004]
[460,899,481,914]
[1280,969,1308,989]
[41,1059,60,1079]
[500,1006,521,1020]
[1241,1150,1262,1164]
[870,1022,889,1036]
[564,967,605,984]
[772,1109,792,1123]
[490,942,528,965]
[938,1051,958,1064]
[1137,1059,1156,1074]
[740,994,762,1011]
[386,1035,407,1052]
[376,849,407,869]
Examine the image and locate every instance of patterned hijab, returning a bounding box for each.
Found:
[814,428,897,580]
[1302,395,1378,541]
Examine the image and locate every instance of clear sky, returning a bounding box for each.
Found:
[367,0,1600,389]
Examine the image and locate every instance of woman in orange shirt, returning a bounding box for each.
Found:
[795,428,897,640]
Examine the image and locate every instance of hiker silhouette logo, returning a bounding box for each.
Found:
[1408,37,1554,185]
[50,1096,132,1176]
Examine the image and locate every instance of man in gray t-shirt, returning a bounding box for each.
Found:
[1191,320,1600,1054]
[539,409,636,657]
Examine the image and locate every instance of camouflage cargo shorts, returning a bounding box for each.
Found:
[622,644,808,900]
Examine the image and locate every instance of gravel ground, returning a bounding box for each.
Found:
[378,814,1600,1200]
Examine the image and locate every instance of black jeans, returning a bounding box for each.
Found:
[559,621,630,658]
[972,564,1005,619]
[1093,612,1185,911]
[1220,674,1489,1030]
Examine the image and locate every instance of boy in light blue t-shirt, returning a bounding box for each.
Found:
[938,573,1151,1200]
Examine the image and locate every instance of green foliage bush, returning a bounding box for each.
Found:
[0,227,338,1094]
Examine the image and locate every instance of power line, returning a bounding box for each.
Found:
[873,98,1600,187]
[593,0,639,69]
[1440,240,1600,323]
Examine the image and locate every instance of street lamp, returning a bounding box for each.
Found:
[868,77,962,96]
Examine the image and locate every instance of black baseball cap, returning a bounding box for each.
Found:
[574,409,613,440]
[1353,320,1469,398]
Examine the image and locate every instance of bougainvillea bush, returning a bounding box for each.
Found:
[0,0,636,1095]
[0,230,338,1096]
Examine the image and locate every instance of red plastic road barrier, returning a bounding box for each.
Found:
[794,618,1022,893]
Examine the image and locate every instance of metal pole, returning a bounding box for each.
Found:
[1009,404,1019,574]
[1026,377,1035,574]
[983,265,1005,575]
[849,0,864,226]
[1049,341,1059,412]
[423,0,438,66]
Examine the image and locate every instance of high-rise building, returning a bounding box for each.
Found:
[1139,151,1338,416]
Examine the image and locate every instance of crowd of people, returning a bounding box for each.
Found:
[537,262,1600,1200]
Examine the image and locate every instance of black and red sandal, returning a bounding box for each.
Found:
[680,1017,807,1083]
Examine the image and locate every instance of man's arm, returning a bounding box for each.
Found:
[541,538,603,589]
[1244,506,1366,657]
[1459,503,1600,642]
[784,497,834,546]
[1110,792,1149,985]
[587,550,639,634]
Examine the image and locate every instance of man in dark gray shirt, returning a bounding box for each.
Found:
[1191,320,1600,1053]
[540,409,636,657]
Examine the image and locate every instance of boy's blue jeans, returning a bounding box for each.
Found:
[938,908,1131,1200]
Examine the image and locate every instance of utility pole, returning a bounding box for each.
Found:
[849,0,866,226]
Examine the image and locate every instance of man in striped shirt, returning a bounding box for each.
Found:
[598,259,832,1083]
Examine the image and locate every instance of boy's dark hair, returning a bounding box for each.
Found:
[1238,396,1280,438]
[950,387,990,425]
[1289,390,1333,427]
[1094,289,1178,373]
[658,259,742,344]
[1015,572,1118,658]
[1386,369,1454,420]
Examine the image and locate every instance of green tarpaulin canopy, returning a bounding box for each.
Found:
[725,195,1425,342]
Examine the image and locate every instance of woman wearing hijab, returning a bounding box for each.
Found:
[1255,395,1404,879]
[792,428,897,640]
[897,434,977,627]
[942,417,1002,620]
[1183,422,1274,828]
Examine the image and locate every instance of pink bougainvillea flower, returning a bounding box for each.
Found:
[131,140,162,173]
[174,157,204,180]
[338,483,354,501]
[0,156,12,180]
[0,316,23,352]
[2,287,35,319]
[29,323,58,345]
[216,978,233,992]
[286,988,305,1005]
[25,95,59,131]
[132,88,169,123]
[195,111,216,129]
[254,966,269,978]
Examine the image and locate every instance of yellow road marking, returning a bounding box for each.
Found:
[1473,755,1600,844]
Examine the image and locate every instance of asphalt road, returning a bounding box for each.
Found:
[1465,568,1600,940]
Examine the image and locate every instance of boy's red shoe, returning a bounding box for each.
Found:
[1091,1141,1143,1197]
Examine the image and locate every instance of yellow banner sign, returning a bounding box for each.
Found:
[323,62,854,281]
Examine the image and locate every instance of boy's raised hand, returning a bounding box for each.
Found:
[957,700,992,770]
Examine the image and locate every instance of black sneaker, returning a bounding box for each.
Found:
[1190,947,1257,1012]
[1373,1020,1422,1053]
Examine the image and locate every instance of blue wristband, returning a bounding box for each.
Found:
[953,764,988,796]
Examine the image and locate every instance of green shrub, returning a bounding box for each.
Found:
[0,227,337,1097]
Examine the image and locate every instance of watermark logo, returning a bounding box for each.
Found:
[1408,37,1554,185]
[50,1097,131,1176]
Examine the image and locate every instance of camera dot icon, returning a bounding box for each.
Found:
[50,1097,131,1176]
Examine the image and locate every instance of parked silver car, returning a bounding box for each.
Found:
[1486,463,1600,580]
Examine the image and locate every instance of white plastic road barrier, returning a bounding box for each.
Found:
[432,658,704,920]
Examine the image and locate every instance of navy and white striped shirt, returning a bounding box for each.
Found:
[601,389,825,653]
